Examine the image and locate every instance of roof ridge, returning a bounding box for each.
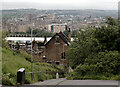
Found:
[45,32,69,46]
[58,32,68,40]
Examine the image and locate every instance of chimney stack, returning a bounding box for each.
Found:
[68,28,71,42]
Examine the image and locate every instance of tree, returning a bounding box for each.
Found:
[63,30,77,37]
[67,29,101,69]
[66,17,120,80]
[0,30,9,48]
[106,17,118,26]
[94,26,118,51]
[73,51,120,79]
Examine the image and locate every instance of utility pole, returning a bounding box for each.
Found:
[31,23,34,81]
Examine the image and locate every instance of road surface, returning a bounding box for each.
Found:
[33,78,66,85]
[32,78,119,86]
[59,80,118,85]
[2,78,119,87]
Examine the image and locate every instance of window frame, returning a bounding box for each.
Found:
[55,36,60,44]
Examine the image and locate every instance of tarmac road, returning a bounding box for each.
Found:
[32,78,119,87]
[59,80,118,85]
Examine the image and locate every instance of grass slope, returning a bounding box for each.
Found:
[2,47,64,85]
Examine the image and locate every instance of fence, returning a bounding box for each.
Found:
[17,68,66,85]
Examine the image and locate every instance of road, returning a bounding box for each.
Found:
[2,78,119,87]
[32,78,119,87]
[32,78,66,85]
[59,80,118,85]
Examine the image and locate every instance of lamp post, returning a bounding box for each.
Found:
[31,23,34,81]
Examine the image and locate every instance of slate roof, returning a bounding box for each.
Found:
[45,32,69,46]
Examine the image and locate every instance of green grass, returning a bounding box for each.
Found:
[2,47,64,86]
[0,47,2,85]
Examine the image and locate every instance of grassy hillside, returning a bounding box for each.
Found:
[2,47,64,86]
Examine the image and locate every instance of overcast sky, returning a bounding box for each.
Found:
[2,0,119,10]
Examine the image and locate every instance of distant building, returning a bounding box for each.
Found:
[24,14,36,23]
[48,23,68,33]
[37,14,55,21]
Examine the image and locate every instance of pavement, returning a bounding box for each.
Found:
[32,78,119,86]
[32,78,66,85]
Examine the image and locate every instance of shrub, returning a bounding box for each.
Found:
[71,51,120,80]
[25,74,31,84]
[37,73,46,81]
[2,73,16,86]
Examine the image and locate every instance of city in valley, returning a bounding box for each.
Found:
[1,8,120,86]
[2,9,117,66]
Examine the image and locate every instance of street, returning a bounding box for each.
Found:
[59,80,118,85]
[2,78,119,87]
[32,78,119,87]
[33,78,66,85]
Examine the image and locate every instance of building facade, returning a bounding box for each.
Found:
[48,23,68,33]
[40,30,71,65]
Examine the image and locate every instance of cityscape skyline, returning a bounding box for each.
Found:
[2,0,119,10]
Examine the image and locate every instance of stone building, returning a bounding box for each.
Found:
[17,28,71,66]
[48,23,68,33]
[40,28,71,65]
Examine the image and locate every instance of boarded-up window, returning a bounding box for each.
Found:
[61,52,65,59]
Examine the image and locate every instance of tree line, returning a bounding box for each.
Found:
[66,17,120,80]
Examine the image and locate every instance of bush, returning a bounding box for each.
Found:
[71,51,120,80]
[13,50,20,55]
[37,73,45,81]
[25,74,31,84]
[2,73,16,86]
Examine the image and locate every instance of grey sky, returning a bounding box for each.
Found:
[2,0,119,10]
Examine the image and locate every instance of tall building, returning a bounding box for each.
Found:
[48,23,68,33]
